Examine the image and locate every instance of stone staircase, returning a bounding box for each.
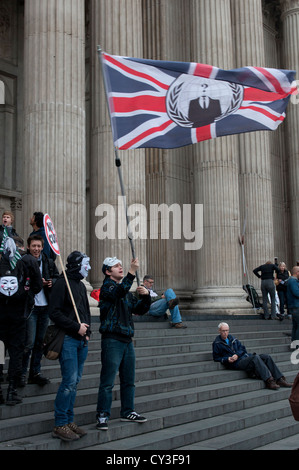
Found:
[0,315,299,451]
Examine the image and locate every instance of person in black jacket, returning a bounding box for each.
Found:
[96,256,151,431]
[21,235,59,386]
[48,251,91,442]
[275,262,290,319]
[212,322,292,390]
[253,261,279,319]
[0,243,43,405]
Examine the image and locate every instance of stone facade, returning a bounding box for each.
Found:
[0,0,298,314]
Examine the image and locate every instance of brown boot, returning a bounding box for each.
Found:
[265,377,280,390]
[67,422,87,437]
[276,376,293,388]
[171,322,187,329]
[52,425,80,441]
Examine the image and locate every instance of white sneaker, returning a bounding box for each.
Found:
[121,412,147,423]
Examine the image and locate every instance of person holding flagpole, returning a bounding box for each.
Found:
[96,256,151,430]
[49,251,91,442]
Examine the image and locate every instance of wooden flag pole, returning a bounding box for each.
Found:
[57,255,81,323]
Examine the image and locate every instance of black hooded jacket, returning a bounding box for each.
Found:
[0,254,43,318]
[48,271,91,340]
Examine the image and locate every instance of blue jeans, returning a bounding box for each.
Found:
[54,335,88,426]
[22,306,49,376]
[96,338,135,419]
[148,288,182,323]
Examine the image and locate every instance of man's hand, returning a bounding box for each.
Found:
[42,278,53,288]
[136,286,149,296]
[129,258,139,275]
[228,354,238,363]
[78,323,89,336]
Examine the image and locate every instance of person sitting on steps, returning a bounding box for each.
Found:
[212,322,292,390]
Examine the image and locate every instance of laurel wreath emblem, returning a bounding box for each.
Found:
[166,79,244,128]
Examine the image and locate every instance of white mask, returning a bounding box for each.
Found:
[79,257,91,278]
[0,276,19,296]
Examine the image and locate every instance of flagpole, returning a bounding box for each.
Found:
[97,46,140,286]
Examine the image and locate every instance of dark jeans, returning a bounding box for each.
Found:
[0,314,26,381]
[54,335,88,426]
[290,308,299,342]
[22,305,49,376]
[261,279,276,318]
[277,289,288,315]
[96,338,136,419]
[237,353,282,382]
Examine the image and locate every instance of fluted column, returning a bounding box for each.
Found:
[23,0,86,260]
[280,0,299,263]
[142,0,195,293]
[190,0,247,312]
[89,0,146,287]
[262,3,291,266]
[231,0,274,288]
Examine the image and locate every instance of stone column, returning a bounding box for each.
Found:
[231,0,275,289]
[280,0,299,263]
[262,3,291,266]
[89,0,146,287]
[190,0,247,313]
[142,0,195,293]
[23,0,86,260]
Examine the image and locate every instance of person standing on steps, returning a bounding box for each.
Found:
[287,266,299,345]
[49,251,91,442]
[96,256,151,431]
[253,261,279,319]
[21,235,59,387]
[0,239,43,405]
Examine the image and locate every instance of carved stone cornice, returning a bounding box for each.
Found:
[280,0,299,16]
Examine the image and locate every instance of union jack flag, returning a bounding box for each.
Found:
[100,51,297,150]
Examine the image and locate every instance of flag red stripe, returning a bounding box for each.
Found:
[119,120,174,149]
[244,87,288,102]
[104,54,169,90]
[239,105,285,122]
[193,63,215,78]
[253,67,285,95]
[196,125,212,142]
[113,96,167,113]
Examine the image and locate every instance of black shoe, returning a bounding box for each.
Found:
[0,386,5,405]
[17,375,27,388]
[96,413,109,430]
[6,383,22,405]
[28,373,50,386]
[120,412,147,423]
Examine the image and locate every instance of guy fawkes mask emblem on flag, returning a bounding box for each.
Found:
[166,75,244,128]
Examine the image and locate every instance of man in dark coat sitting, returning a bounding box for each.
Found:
[212,322,292,390]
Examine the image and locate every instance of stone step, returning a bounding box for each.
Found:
[0,318,297,450]
[0,375,296,450]
[82,400,299,450]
